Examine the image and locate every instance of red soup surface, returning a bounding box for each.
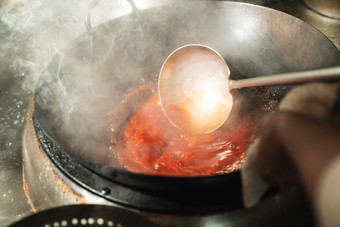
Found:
[110,91,255,176]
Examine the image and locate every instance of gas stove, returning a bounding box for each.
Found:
[1,0,339,226]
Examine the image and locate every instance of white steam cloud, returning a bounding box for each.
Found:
[0,0,85,91]
[0,0,136,165]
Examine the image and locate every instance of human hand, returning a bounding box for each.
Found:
[255,112,340,201]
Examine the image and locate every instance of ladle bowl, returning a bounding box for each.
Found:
[159,44,340,134]
[158,44,233,134]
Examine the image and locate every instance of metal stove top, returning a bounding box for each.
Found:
[0,0,339,226]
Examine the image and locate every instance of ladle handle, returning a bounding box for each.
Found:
[228,66,340,90]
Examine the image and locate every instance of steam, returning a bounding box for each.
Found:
[0,0,135,90]
[0,0,255,166]
[0,0,82,91]
[0,0,285,167]
[0,0,137,165]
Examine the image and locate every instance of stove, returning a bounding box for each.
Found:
[1,0,339,226]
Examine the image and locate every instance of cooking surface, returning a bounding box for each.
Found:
[0,0,339,226]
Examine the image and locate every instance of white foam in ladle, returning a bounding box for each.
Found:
[158,44,340,134]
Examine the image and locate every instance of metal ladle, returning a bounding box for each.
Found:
[158,44,340,134]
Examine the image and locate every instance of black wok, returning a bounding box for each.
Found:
[33,1,340,194]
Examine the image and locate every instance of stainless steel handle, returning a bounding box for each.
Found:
[84,0,102,33]
[229,66,340,90]
[84,0,139,32]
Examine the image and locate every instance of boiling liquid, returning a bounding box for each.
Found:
[110,92,254,176]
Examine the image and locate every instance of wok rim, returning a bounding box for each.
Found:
[32,0,340,186]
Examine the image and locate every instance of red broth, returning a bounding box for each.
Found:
[110,92,254,176]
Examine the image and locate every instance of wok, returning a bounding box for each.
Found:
[34,1,340,194]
